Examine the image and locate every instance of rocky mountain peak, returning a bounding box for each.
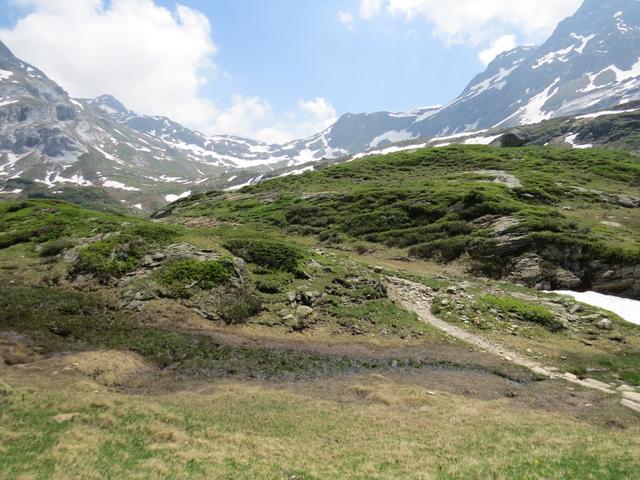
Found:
[87,94,132,119]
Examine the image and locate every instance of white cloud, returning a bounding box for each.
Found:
[361,0,582,48]
[207,96,337,145]
[256,97,338,144]
[360,0,384,19]
[478,34,517,65]
[0,0,337,144]
[1,0,218,129]
[338,10,355,31]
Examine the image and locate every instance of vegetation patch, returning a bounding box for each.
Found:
[72,223,179,282]
[219,288,263,325]
[223,237,305,274]
[480,295,564,332]
[157,259,232,298]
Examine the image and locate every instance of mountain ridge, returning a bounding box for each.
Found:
[2,0,640,204]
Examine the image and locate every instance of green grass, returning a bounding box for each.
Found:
[164,145,640,292]
[480,295,563,332]
[156,259,232,298]
[223,237,306,274]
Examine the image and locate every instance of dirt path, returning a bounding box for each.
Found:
[386,277,640,413]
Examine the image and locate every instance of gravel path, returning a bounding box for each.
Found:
[386,276,640,412]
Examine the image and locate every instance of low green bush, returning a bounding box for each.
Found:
[219,289,262,325]
[481,295,564,332]
[409,236,472,262]
[38,239,74,257]
[254,271,293,294]
[223,238,304,273]
[73,224,180,282]
[74,234,146,282]
[158,259,232,297]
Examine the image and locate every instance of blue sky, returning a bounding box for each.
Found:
[152,0,481,113]
[0,0,582,142]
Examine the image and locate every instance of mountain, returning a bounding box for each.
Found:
[404,0,640,138]
[245,0,640,167]
[2,0,640,202]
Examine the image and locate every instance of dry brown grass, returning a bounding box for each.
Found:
[54,350,155,387]
[2,362,639,479]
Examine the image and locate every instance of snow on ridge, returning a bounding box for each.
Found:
[102,180,140,191]
[430,129,490,143]
[497,78,560,127]
[369,130,416,148]
[278,166,314,178]
[532,34,595,70]
[352,142,429,161]
[565,133,593,149]
[463,134,502,145]
[69,99,85,111]
[226,175,264,191]
[165,190,191,202]
[464,66,518,99]
[576,107,640,119]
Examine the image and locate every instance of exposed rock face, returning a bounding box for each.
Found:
[507,254,583,291]
[503,248,640,299]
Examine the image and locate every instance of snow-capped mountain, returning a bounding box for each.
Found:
[2,0,640,203]
[409,0,640,138]
[88,94,443,168]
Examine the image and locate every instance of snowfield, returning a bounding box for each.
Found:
[555,291,640,325]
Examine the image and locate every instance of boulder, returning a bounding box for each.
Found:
[295,306,314,319]
[498,133,527,148]
[597,318,614,331]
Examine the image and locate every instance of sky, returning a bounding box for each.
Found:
[0,0,583,143]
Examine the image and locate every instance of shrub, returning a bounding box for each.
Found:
[158,259,232,297]
[409,236,472,262]
[72,223,179,283]
[74,234,146,282]
[254,271,292,294]
[219,289,262,325]
[223,238,304,273]
[39,239,74,257]
[481,295,564,332]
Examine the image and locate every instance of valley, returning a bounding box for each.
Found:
[2,142,640,477]
[2,0,640,478]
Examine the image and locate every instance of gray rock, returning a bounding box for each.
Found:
[597,318,614,331]
[295,306,314,319]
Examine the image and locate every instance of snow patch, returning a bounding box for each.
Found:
[0,69,13,81]
[576,108,640,119]
[565,133,593,149]
[463,134,502,145]
[532,34,595,69]
[69,99,85,111]
[369,130,416,148]
[102,180,140,191]
[165,191,191,202]
[278,166,314,177]
[554,291,640,325]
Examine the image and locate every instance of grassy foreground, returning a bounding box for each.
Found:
[1,144,640,479]
[1,366,640,480]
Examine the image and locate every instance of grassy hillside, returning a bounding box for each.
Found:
[161,145,640,297]
[1,160,640,478]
